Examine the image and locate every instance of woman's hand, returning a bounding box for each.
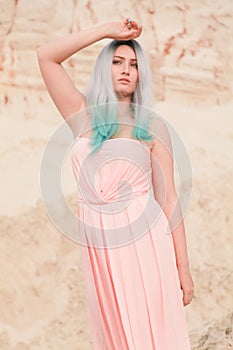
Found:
[177,266,194,306]
[103,18,142,41]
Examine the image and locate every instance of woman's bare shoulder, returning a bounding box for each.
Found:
[149,113,171,138]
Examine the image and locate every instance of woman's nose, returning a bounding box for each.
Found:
[122,62,130,74]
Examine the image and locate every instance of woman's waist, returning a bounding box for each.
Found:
[77,186,153,206]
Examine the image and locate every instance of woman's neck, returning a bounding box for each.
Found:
[117,101,132,115]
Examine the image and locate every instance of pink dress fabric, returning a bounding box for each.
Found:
[71,136,192,350]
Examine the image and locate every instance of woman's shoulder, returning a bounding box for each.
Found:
[148,112,170,136]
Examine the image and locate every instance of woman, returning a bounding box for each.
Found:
[37,18,194,350]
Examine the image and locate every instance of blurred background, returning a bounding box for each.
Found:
[0,0,232,349]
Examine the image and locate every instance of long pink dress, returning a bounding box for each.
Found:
[71,136,191,350]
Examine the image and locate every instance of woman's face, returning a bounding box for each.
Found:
[111,45,138,102]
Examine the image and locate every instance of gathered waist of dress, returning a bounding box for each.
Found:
[77,187,154,206]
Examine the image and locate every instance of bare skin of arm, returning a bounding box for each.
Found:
[151,118,194,306]
[36,20,142,123]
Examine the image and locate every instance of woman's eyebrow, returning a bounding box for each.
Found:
[113,55,137,61]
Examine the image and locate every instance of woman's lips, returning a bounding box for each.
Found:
[118,78,130,83]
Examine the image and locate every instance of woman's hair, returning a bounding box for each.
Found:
[85,39,154,155]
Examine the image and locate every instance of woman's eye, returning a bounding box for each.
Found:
[112,60,121,65]
[131,63,138,68]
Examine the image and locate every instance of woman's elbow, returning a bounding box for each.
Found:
[165,190,177,205]
[36,45,46,61]
[155,188,177,209]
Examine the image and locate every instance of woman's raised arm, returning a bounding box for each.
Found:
[36,20,142,121]
[37,25,106,120]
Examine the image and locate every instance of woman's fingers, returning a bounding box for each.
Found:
[124,17,140,30]
[182,286,194,306]
[108,19,142,40]
[131,20,138,30]
[124,18,142,39]
[138,24,143,35]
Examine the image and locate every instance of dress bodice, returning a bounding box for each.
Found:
[71,137,153,206]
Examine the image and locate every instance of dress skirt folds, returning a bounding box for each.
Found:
[71,136,191,350]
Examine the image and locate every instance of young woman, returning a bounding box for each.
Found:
[37,18,194,350]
